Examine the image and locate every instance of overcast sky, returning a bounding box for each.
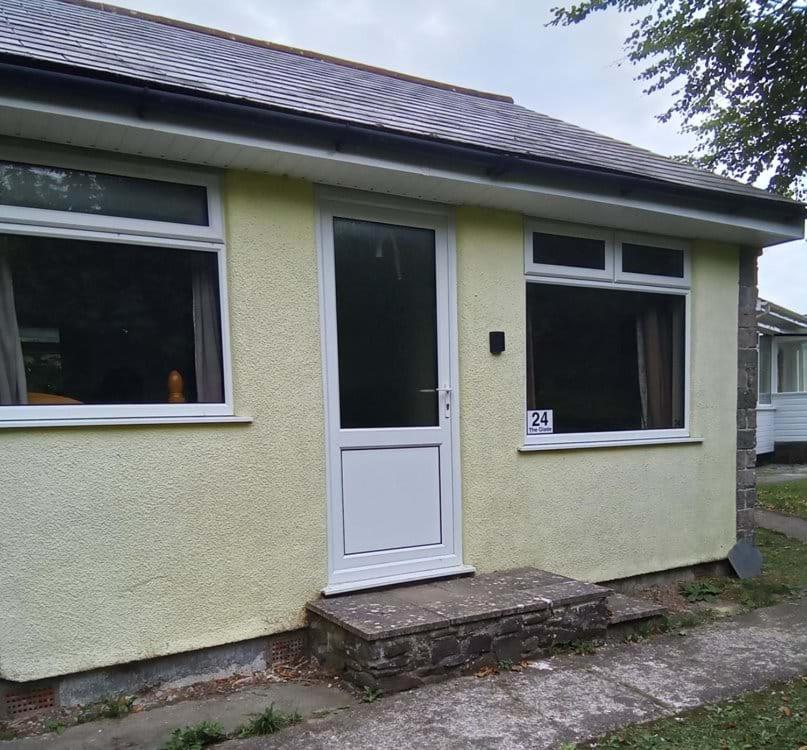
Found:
[115,0,805,312]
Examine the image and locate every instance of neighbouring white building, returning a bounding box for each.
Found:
[757,299,807,459]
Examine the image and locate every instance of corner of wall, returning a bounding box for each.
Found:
[736,247,760,540]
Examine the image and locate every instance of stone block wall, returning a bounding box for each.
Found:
[736,247,760,540]
[309,599,608,693]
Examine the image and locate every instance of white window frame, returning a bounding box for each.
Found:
[524,219,614,282]
[0,146,235,426]
[523,219,691,449]
[757,333,774,406]
[615,231,691,288]
[772,336,807,395]
[0,142,224,244]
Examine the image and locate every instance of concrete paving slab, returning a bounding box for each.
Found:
[2,684,354,750]
[756,508,807,541]
[229,598,807,750]
[757,463,807,485]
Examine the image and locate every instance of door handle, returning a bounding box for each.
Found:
[419,385,452,419]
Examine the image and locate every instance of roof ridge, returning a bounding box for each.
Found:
[53,0,514,104]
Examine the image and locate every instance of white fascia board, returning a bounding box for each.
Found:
[0,94,803,247]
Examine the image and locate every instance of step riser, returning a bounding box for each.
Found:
[310,598,608,693]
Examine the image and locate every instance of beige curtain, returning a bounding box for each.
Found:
[192,257,223,403]
[0,244,27,405]
[636,307,672,429]
[526,290,536,410]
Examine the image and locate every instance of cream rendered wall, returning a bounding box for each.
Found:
[0,172,328,682]
[455,207,739,582]
[1,184,740,684]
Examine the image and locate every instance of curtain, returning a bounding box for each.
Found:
[0,245,27,405]
[635,306,672,429]
[526,289,536,410]
[192,257,223,403]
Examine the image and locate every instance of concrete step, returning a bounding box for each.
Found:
[307,568,610,693]
[605,593,667,640]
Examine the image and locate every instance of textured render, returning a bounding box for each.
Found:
[455,207,739,583]
[1,180,742,684]
[0,172,328,682]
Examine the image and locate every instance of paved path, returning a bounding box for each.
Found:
[756,508,807,541]
[227,599,807,750]
[2,684,354,750]
[757,463,807,486]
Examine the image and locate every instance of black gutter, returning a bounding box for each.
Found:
[0,57,804,227]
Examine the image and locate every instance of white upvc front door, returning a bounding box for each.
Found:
[318,193,467,594]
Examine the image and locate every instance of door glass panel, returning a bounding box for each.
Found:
[333,217,438,428]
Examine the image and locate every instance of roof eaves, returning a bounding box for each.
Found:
[1,48,804,222]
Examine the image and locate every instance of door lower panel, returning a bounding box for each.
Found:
[341,446,442,555]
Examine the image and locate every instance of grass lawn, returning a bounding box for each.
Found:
[577,530,807,748]
[713,527,807,608]
[572,676,807,749]
[758,478,807,519]
[676,529,806,611]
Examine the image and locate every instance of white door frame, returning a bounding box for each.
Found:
[315,187,470,594]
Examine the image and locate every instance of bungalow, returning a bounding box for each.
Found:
[0,0,804,710]
[757,299,807,460]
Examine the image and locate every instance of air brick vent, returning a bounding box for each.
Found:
[5,687,56,717]
[270,633,306,665]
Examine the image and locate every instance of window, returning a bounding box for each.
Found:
[777,339,807,393]
[758,335,772,404]
[525,221,613,280]
[621,243,684,278]
[532,232,605,271]
[0,161,209,225]
[524,220,689,446]
[0,153,230,423]
[615,233,689,287]
[0,154,222,241]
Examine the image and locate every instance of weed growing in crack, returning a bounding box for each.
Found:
[77,695,135,723]
[361,686,383,703]
[679,581,725,603]
[43,719,67,735]
[236,704,302,737]
[160,720,226,750]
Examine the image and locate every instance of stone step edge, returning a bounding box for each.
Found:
[307,587,610,642]
[605,593,668,627]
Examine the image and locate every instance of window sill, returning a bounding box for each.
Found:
[519,436,703,452]
[0,415,253,430]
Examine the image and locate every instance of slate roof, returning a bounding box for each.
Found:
[0,0,798,208]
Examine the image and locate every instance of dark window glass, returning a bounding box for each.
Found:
[533,232,605,270]
[526,283,685,433]
[622,243,684,278]
[334,217,438,428]
[0,161,209,226]
[0,233,223,405]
